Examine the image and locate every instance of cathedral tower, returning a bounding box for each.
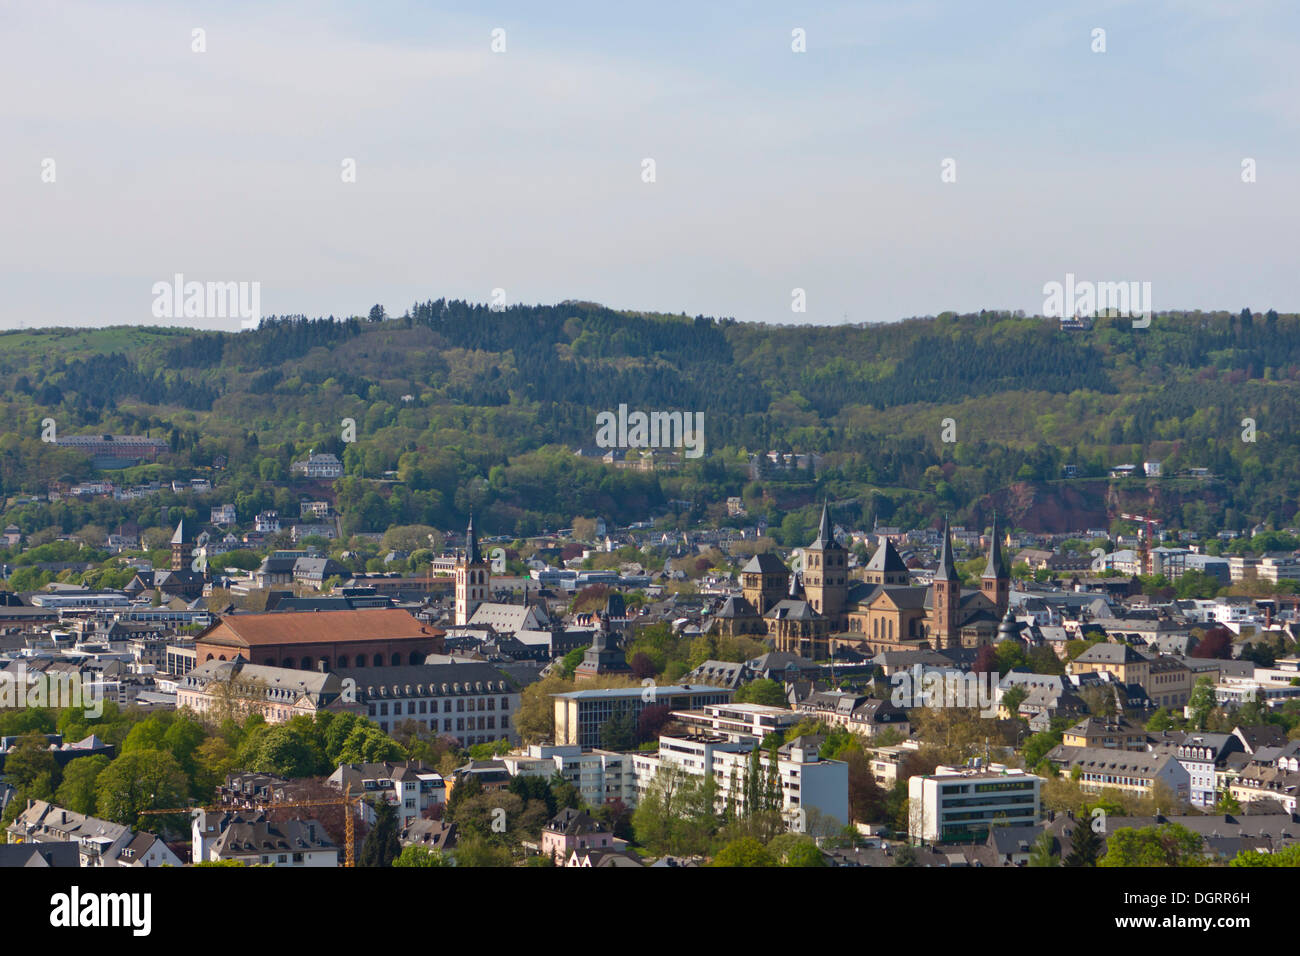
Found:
[803,499,847,629]
[931,517,962,648]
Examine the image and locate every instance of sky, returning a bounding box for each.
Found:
[2,0,1298,331]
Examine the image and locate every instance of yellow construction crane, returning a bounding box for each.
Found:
[139,784,363,866]
[1119,512,1163,576]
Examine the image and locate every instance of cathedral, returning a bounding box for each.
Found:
[713,503,1010,659]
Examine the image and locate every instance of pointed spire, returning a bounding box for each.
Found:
[936,516,960,582]
[811,498,842,550]
[983,514,1007,579]
[866,537,908,574]
[466,512,481,565]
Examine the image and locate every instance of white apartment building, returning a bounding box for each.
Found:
[1258,553,1300,584]
[500,744,636,806]
[669,702,803,742]
[327,762,445,828]
[908,765,1043,845]
[633,732,849,827]
[1216,658,1300,708]
[1228,555,1259,583]
[1207,597,1262,625]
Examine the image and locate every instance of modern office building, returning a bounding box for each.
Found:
[908,765,1043,845]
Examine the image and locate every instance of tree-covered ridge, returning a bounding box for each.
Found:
[3,303,1300,537]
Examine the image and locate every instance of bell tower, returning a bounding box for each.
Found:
[803,499,847,629]
[455,513,490,625]
[931,517,962,648]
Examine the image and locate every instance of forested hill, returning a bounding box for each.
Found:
[0,303,1296,540]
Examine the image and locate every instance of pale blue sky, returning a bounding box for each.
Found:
[2,0,1297,330]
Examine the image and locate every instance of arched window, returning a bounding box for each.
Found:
[391,653,401,666]
[409,651,421,665]
[337,656,349,668]
[300,657,312,670]
[373,654,383,667]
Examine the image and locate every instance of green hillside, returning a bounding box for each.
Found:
[0,303,1294,540]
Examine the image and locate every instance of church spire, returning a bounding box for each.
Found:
[466,512,481,565]
[935,516,960,582]
[811,498,841,550]
[983,514,1007,580]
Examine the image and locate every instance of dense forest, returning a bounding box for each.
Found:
[0,303,1296,540]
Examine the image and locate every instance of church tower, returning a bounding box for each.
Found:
[171,519,191,572]
[803,500,847,629]
[455,513,490,625]
[981,514,1010,617]
[931,517,962,648]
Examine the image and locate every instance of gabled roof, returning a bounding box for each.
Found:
[713,595,759,619]
[0,842,80,868]
[1072,642,1149,664]
[210,814,336,857]
[546,807,606,836]
[741,553,788,575]
[764,599,820,622]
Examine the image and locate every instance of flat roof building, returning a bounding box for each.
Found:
[908,765,1043,845]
